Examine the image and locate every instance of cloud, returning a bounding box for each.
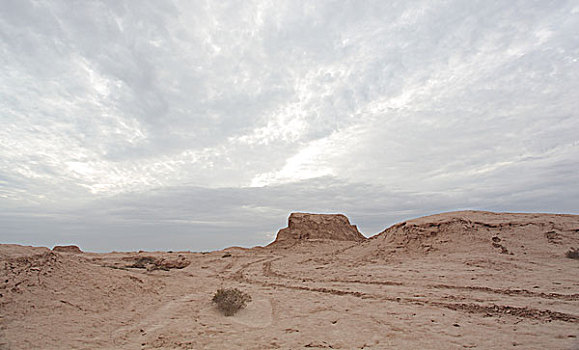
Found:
[2,175,577,252]
[1,0,578,251]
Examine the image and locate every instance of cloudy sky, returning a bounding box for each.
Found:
[1,1,578,252]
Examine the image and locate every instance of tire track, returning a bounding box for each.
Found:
[430,284,579,301]
[241,256,579,324]
[263,258,579,302]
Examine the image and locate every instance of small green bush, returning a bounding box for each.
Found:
[212,288,252,316]
[565,247,579,260]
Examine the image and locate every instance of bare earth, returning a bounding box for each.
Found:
[1,211,578,349]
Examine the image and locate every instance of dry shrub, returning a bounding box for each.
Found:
[212,288,252,316]
[566,247,579,260]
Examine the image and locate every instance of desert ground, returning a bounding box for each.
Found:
[1,211,578,349]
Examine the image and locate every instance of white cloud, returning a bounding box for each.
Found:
[250,137,335,186]
[1,0,578,250]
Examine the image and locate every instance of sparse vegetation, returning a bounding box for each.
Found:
[212,288,252,316]
[565,247,579,260]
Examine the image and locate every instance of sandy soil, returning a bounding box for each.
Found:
[1,211,578,349]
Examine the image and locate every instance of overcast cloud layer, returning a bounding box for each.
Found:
[1,1,578,252]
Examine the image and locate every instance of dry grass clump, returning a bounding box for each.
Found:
[212,288,252,316]
[565,247,579,260]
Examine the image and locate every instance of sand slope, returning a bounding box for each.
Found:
[349,210,579,258]
[1,211,578,349]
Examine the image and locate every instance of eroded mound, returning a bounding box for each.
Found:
[271,213,366,245]
[350,211,579,259]
[123,254,191,270]
[53,245,83,253]
[0,244,162,336]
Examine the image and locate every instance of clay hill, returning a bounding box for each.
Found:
[348,210,579,259]
[53,245,83,253]
[1,211,578,349]
[270,212,366,245]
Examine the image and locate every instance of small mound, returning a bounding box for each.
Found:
[0,244,161,328]
[123,255,191,270]
[0,244,51,259]
[53,245,83,253]
[270,213,365,245]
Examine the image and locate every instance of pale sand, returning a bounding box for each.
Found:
[1,211,578,349]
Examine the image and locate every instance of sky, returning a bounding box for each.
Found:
[1,1,578,252]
